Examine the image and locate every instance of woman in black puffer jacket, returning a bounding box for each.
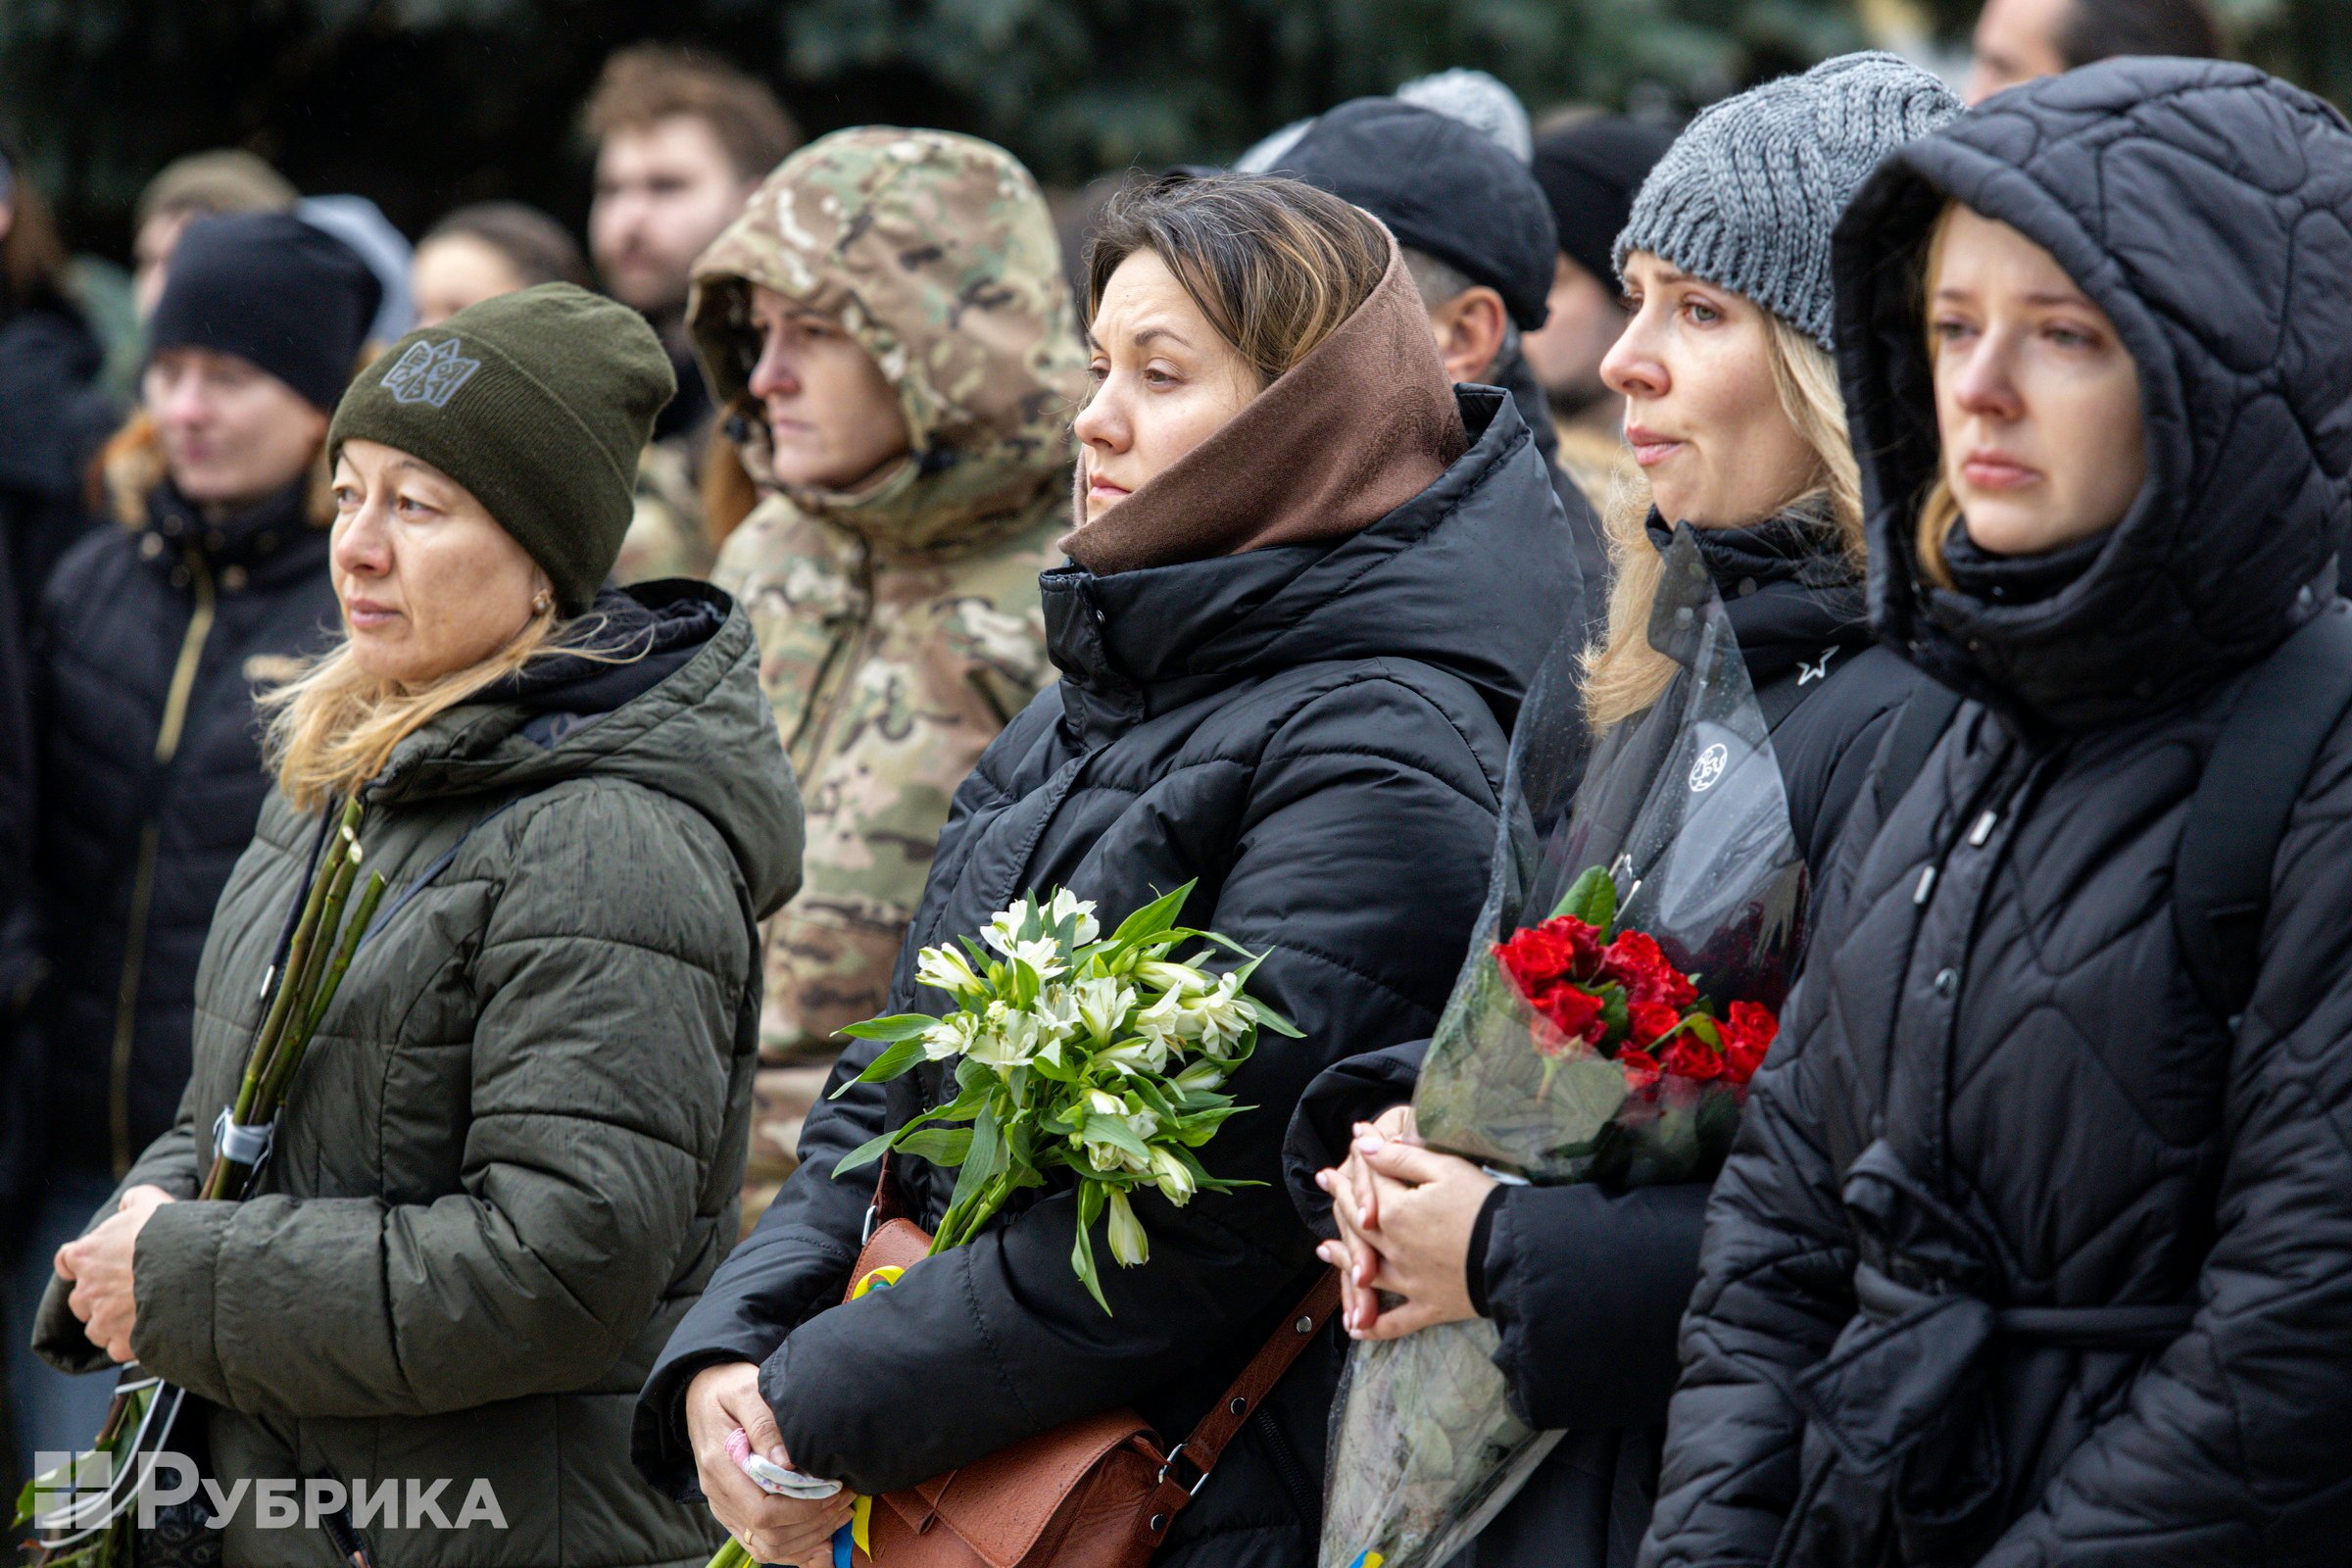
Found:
[635,172,1578,1568]
[1642,59,2352,1568]
[1285,56,1957,1568]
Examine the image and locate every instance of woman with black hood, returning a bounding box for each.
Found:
[1289,53,1958,1568]
[635,171,1575,1568]
[1642,59,2352,1568]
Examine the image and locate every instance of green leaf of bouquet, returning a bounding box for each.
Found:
[831,1127,898,1178]
[949,1102,1004,1216]
[893,1127,974,1166]
[833,1037,930,1093]
[1246,998,1304,1038]
[1553,865,1619,929]
[1109,882,1196,949]
[1081,1112,1152,1163]
[840,1013,941,1043]
[1072,1182,1114,1316]
[1683,1013,1723,1049]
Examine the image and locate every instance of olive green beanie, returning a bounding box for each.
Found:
[327,283,675,615]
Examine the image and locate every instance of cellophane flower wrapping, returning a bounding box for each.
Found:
[1320,526,1807,1568]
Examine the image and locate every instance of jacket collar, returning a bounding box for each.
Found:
[1646,508,1870,693]
[1044,384,1577,750]
[146,477,326,582]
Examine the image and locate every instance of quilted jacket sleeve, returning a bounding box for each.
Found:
[1971,726,2352,1567]
[759,675,1504,1496]
[113,788,751,1423]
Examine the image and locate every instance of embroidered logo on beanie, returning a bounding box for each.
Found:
[381,339,481,409]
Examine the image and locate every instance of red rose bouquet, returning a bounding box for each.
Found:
[1322,526,1805,1568]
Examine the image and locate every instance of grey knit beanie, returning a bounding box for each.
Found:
[1615,52,1960,349]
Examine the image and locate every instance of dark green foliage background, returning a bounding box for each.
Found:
[0,0,2332,258]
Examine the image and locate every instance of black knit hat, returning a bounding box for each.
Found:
[1531,116,1679,289]
[1273,97,1559,331]
[328,284,674,616]
[146,213,382,414]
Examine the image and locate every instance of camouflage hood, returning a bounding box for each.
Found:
[689,127,1085,555]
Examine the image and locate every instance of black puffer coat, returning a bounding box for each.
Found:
[32,468,338,1179]
[1286,513,1931,1568]
[636,386,1577,1567]
[0,302,113,619]
[1643,61,2352,1568]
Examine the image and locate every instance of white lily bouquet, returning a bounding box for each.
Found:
[832,882,1299,1311]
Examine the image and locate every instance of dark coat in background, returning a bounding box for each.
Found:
[1286,512,1929,1568]
[0,302,113,620]
[31,455,338,1180]
[1643,61,2352,1568]
[637,387,1578,1568]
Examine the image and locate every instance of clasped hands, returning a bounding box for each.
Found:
[1312,1104,1497,1340]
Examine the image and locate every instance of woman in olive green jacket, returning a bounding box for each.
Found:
[35,284,804,1568]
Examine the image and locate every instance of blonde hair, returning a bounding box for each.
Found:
[261,608,565,812]
[1580,313,1865,730]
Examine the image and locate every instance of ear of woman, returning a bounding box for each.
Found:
[1923,204,2145,565]
[331,437,552,686]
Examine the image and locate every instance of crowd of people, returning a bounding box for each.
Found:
[6,0,2348,1563]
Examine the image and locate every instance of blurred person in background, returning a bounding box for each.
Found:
[1275,95,1603,640]
[1965,0,2225,101]
[1528,113,1678,521]
[5,213,377,1478]
[584,43,800,584]
[127,149,298,320]
[295,193,417,344]
[0,141,119,1393]
[412,200,593,328]
[683,127,1084,1231]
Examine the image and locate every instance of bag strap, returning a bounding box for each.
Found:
[2176,599,2352,1026]
[1139,1269,1342,1542]
[1871,681,1966,824]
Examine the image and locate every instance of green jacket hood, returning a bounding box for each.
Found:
[366,580,804,918]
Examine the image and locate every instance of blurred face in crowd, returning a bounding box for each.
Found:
[1074,249,1264,519]
[143,347,327,513]
[744,284,911,492]
[1600,251,1817,529]
[133,211,195,320]
[591,116,754,318]
[1523,254,1627,416]
[330,439,550,685]
[1928,205,2144,555]
[412,233,530,329]
[1966,0,2073,104]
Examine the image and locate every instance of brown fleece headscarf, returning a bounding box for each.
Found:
[1059,235,1466,575]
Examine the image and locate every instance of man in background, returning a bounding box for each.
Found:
[1274,96,1605,634]
[582,44,798,580]
[128,150,296,319]
[1526,112,1675,523]
[1965,0,2225,102]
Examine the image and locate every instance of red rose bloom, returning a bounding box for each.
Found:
[1496,917,1601,991]
[1627,1000,1684,1048]
[1617,1047,1663,1094]
[1659,1035,1725,1082]
[1720,1000,1780,1084]
[1535,985,1606,1054]
[1599,930,1697,1010]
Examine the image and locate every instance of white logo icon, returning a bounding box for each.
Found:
[1689,742,1729,793]
[381,338,480,408]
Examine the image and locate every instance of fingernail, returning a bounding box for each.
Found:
[1313,1171,1331,1191]
[1356,1132,1385,1152]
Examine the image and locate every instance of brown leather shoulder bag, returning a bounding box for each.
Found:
[836,1165,1340,1568]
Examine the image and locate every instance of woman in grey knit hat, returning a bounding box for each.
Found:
[1295,52,1958,1568]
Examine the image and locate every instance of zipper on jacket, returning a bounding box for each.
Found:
[786,536,878,773]
[108,550,216,1174]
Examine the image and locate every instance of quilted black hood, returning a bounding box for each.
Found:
[1835,59,2352,731]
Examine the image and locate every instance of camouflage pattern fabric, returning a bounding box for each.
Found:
[689,127,1086,1229]
[613,436,716,585]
